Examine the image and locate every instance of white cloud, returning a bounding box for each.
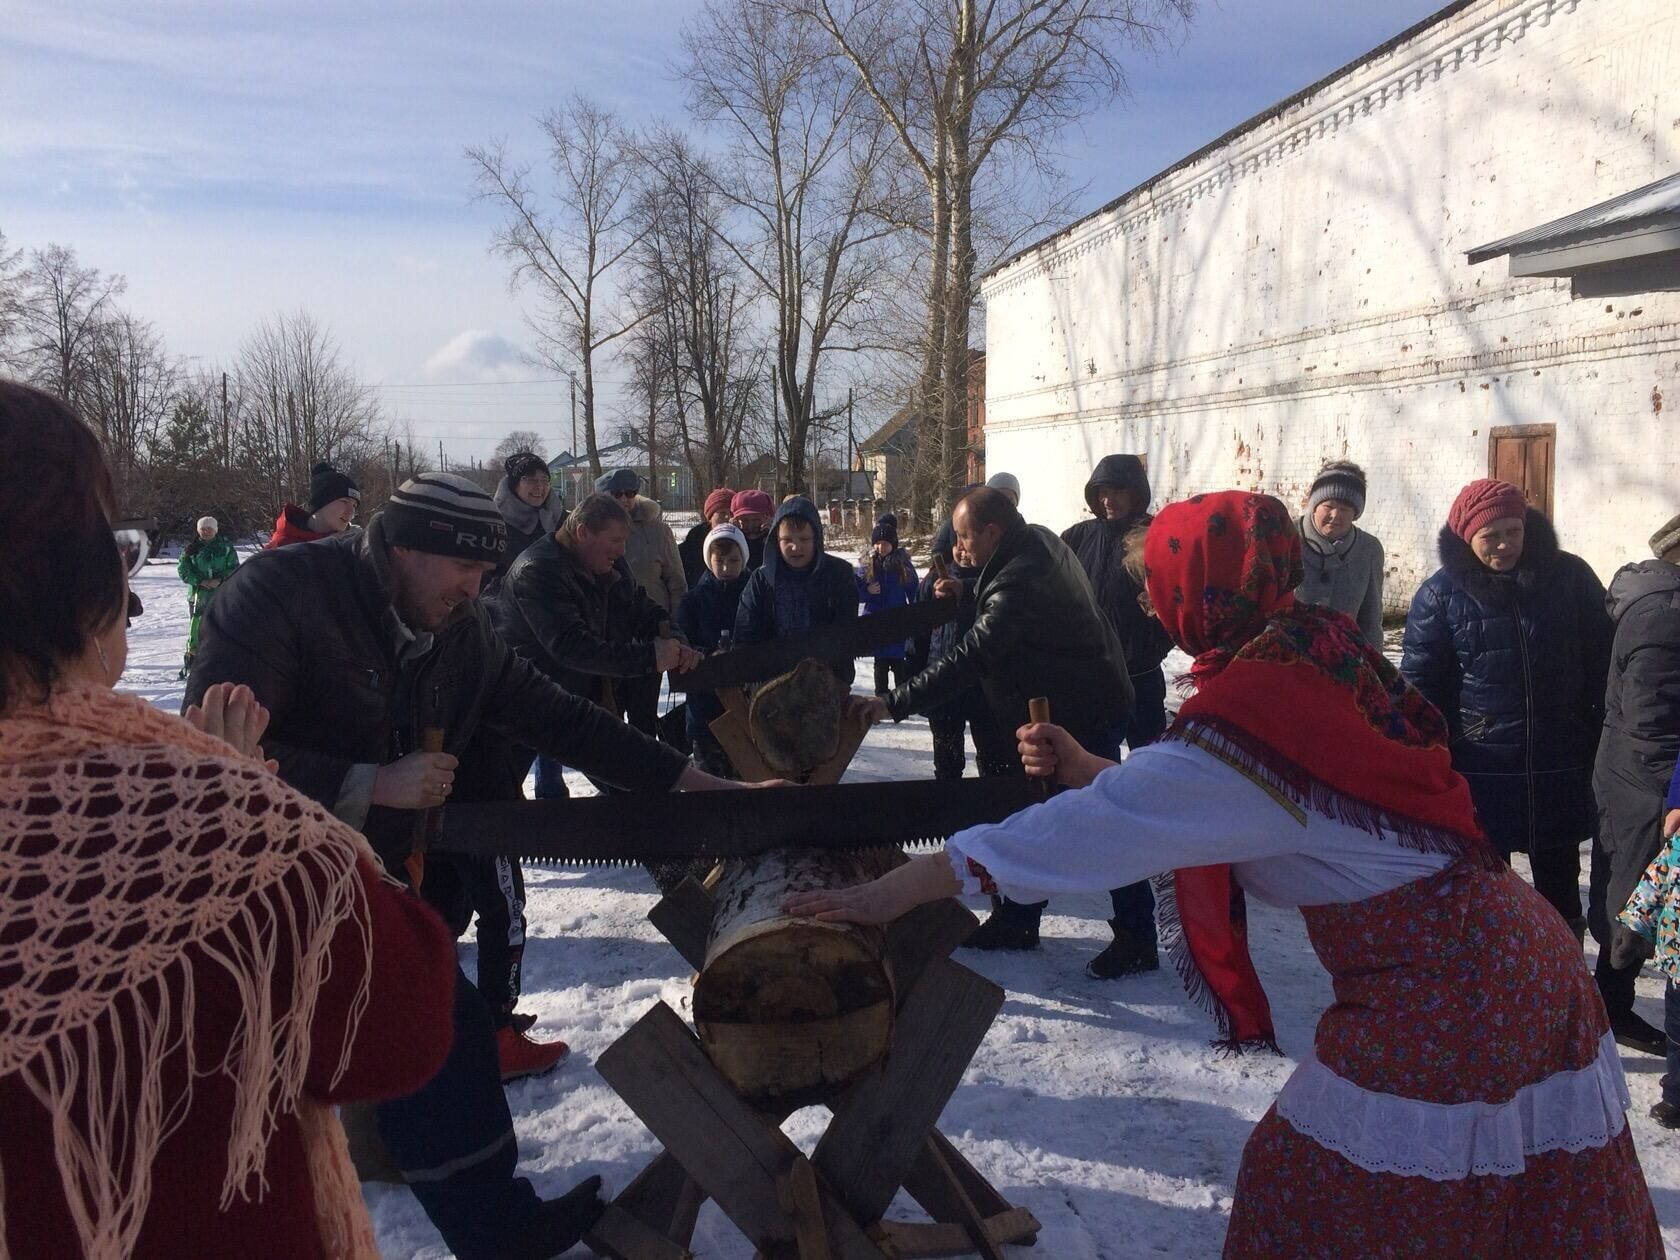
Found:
[422,330,529,382]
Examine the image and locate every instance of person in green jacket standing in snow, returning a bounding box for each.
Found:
[176,515,238,677]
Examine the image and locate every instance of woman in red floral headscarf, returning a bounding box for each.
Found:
[791,491,1659,1258]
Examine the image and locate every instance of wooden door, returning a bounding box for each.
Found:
[1488,424,1555,519]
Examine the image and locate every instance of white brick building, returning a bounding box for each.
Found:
[980,0,1679,608]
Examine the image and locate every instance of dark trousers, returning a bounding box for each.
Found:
[874,657,910,695]
[930,711,975,781]
[533,755,570,799]
[1666,981,1680,1108]
[376,966,542,1260]
[421,854,526,1026]
[1589,835,1637,1019]
[624,672,661,738]
[1525,842,1584,926]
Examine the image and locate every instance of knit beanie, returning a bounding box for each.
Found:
[382,473,508,562]
[196,516,218,535]
[596,468,642,496]
[307,462,361,513]
[1651,512,1680,560]
[986,471,1021,504]
[503,451,549,485]
[871,513,899,547]
[730,488,773,518]
[704,523,750,570]
[1307,460,1367,519]
[1447,478,1528,542]
[704,487,735,519]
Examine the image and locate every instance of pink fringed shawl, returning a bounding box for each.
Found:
[0,686,380,1260]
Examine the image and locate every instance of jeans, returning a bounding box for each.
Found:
[376,967,544,1260]
[533,755,570,799]
[1666,981,1680,1108]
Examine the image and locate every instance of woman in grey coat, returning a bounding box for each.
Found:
[1295,460,1385,647]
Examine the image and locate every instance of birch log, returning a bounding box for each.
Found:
[693,846,901,1105]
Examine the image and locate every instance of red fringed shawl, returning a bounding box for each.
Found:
[1143,492,1494,1050]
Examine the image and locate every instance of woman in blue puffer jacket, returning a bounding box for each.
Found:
[1402,479,1612,932]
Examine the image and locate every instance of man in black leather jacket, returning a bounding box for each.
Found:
[865,488,1135,956]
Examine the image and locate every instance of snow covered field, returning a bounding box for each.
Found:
[122,551,1680,1258]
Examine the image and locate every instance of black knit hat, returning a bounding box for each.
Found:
[307,462,362,512]
[382,473,507,562]
[1307,460,1367,519]
[871,513,898,547]
[503,451,549,485]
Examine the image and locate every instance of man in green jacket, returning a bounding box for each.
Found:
[176,515,238,677]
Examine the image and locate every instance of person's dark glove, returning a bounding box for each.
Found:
[1610,923,1655,972]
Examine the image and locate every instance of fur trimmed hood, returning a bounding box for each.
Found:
[1436,507,1561,606]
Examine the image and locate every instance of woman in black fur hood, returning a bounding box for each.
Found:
[1401,479,1612,935]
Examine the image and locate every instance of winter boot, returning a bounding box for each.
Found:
[1610,1009,1666,1057]
[497,1025,570,1082]
[1651,1099,1680,1130]
[963,898,1041,952]
[504,1175,609,1260]
[1087,923,1160,980]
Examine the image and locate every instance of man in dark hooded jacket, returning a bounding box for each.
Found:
[1593,511,1680,1058]
[866,488,1134,954]
[1060,454,1173,977]
[734,495,859,684]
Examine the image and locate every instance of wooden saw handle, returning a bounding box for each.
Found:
[405,726,446,892]
[1027,698,1052,799]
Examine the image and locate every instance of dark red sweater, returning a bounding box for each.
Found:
[1,859,455,1259]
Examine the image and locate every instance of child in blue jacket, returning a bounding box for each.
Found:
[676,523,750,777]
[857,514,918,695]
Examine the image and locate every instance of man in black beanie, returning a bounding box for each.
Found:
[187,472,750,1260]
[265,460,363,548]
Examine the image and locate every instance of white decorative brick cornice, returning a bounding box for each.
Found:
[981,0,1583,299]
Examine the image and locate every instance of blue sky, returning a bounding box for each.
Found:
[2,0,1446,464]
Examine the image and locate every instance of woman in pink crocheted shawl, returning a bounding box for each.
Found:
[0,380,457,1260]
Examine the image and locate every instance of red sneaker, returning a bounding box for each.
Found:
[497,1024,570,1082]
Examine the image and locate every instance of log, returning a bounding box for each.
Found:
[749,659,849,776]
[694,847,900,1105]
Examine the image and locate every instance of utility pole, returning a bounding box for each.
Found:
[846,386,855,490]
[771,374,781,497]
[220,372,230,467]
[570,376,577,461]
[438,440,446,472]
[284,390,300,496]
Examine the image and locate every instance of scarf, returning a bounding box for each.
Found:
[1143,492,1492,1050]
[493,476,566,539]
[0,686,381,1260]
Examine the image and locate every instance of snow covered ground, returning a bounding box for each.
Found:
[122,551,1680,1258]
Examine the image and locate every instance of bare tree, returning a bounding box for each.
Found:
[681,0,909,498]
[630,127,761,493]
[13,243,127,406]
[493,430,548,465]
[234,311,381,506]
[80,311,178,497]
[0,231,25,370]
[792,0,1194,514]
[468,96,647,479]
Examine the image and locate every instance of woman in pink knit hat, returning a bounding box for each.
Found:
[1402,480,1631,1010]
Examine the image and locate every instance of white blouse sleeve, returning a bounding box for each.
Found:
[944,741,1310,904]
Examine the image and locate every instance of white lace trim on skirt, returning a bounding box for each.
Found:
[1274,1031,1631,1181]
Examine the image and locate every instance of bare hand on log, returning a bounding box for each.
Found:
[853,696,891,726]
[373,750,458,809]
[184,682,276,770]
[1017,721,1114,789]
[782,852,961,926]
[675,765,794,790]
[655,637,703,673]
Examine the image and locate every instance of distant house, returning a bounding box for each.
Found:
[858,406,916,504]
[548,441,697,510]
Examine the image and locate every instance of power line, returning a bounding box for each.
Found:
[369,376,635,389]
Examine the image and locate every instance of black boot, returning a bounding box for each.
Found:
[1651,1100,1680,1129]
[1087,922,1159,980]
[506,1175,609,1260]
[964,898,1041,951]
[1611,1009,1667,1057]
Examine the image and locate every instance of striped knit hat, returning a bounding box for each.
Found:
[383,473,507,562]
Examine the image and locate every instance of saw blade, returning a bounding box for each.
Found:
[669,598,957,693]
[434,776,1040,867]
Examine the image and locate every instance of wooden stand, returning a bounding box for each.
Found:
[586,888,1040,1260]
[709,686,870,786]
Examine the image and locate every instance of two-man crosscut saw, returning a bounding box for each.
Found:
[668,598,958,694]
[433,776,1041,867]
